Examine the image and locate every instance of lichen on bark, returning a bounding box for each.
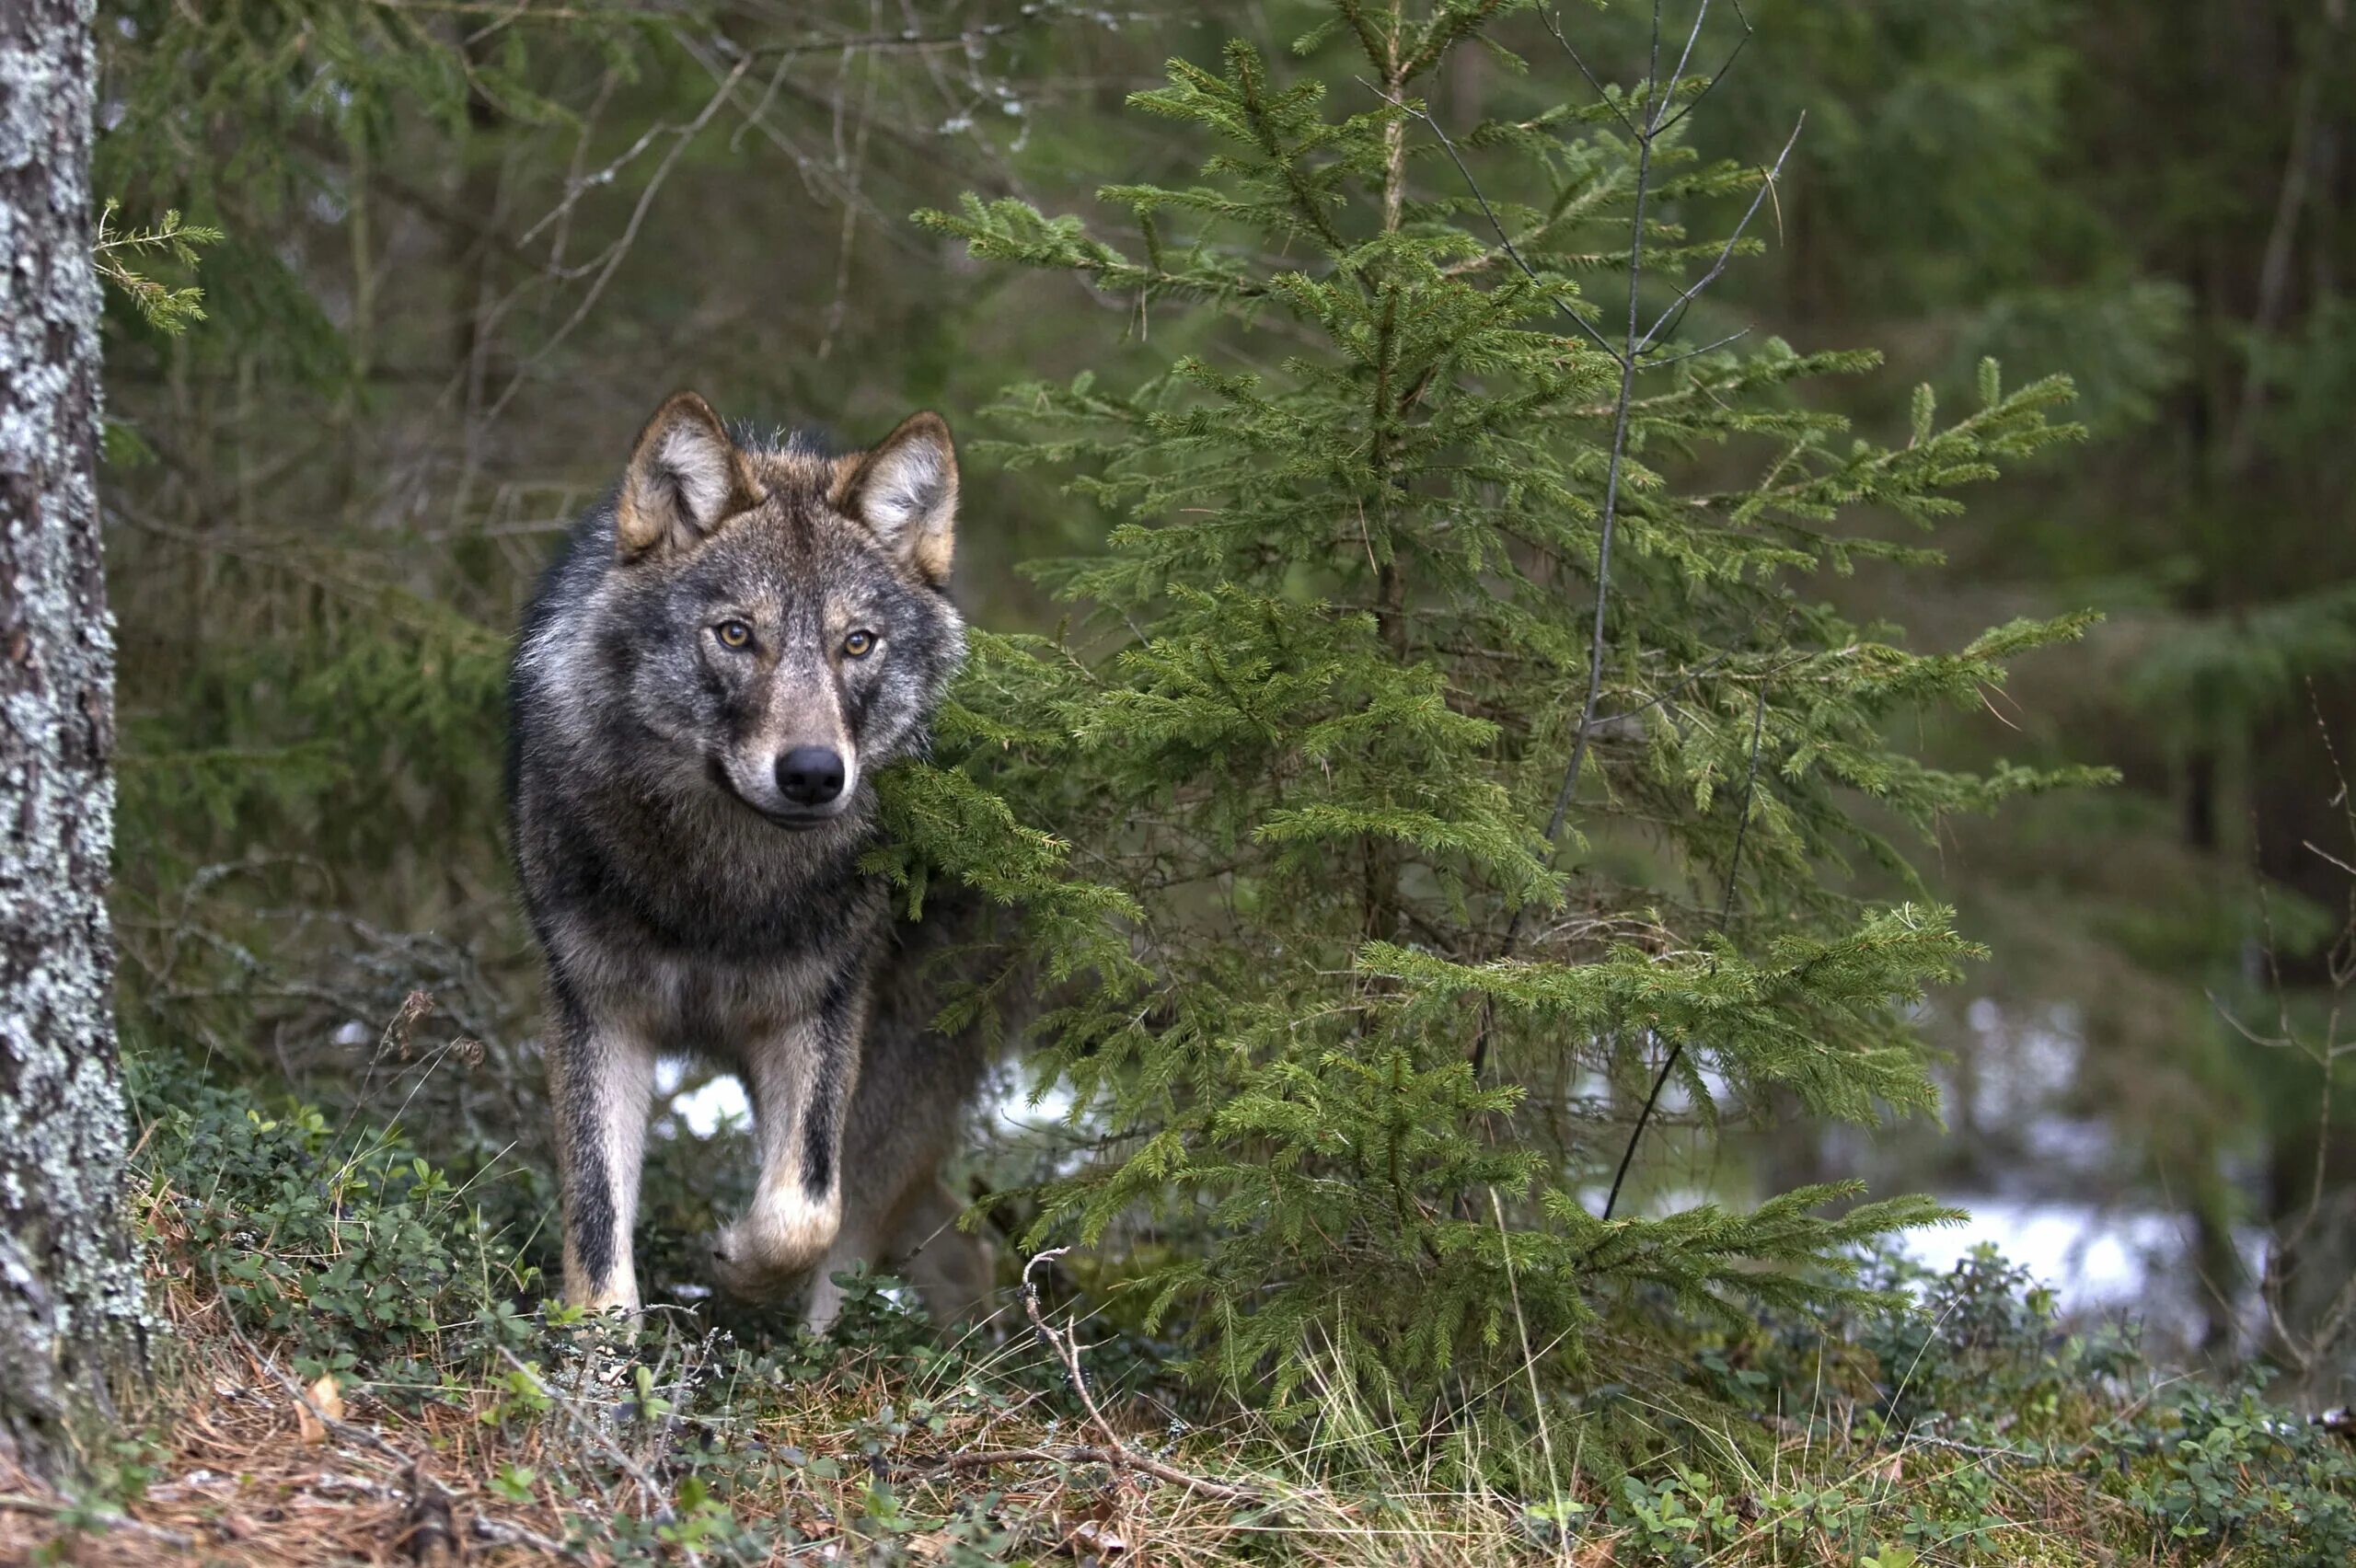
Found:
[0,0,147,1483]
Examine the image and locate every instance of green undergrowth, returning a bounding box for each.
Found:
[80,1056,2356,1564]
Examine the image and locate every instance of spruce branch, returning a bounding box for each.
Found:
[1652,0,1752,135]
[93,200,223,334]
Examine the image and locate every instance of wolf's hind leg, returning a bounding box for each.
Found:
[549,995,657,1315]
[797,1161,917,1335]
[799,969,993,1333]
[801,1169,993,1334]
[890,1178,996,1329]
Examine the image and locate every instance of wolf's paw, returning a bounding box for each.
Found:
[705,1228,785,1302]
[709,1205,839,1302]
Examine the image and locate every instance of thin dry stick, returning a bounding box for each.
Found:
[926,1250,1260,1505]
[0,1493,195,1551]
[1603,681,1769,1220]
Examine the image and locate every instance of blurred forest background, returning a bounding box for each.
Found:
[96,0,2356,1378]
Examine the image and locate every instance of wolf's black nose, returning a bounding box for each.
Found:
[776,746,846,806]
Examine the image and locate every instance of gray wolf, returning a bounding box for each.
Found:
[508,391,992,1328]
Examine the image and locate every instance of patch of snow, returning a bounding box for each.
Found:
[672,1075,750,1136]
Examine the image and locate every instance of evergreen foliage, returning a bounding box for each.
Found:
[903,1,2096,1416]
[92,200,220,335]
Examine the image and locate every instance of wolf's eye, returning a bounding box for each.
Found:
[715,619,753,650]
[842,629,877,659]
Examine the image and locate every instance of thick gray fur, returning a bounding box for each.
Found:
[507,394,991,1328]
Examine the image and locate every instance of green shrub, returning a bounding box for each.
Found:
[2112,1378,2356,1566]
[135,1058,537,1384]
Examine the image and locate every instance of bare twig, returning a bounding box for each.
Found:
[1361,80,1622,363]
[1641,324,1752,367]
[925,1249,1260,1505]
[1542,7,1637,135]
[1603,681,1769,1219]
[2252,678,2356,1375]
[484,54,753,422]
[1634,113,1803,356]
[1655,0,1754,134]
[0,1493,193,1550]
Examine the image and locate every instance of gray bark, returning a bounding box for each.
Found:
[0,0,145,1482]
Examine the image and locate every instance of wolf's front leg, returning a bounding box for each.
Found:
[710,974,867,1303]
[549,988,658,1315]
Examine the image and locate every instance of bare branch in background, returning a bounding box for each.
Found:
[2252,681,2356,1384]
[484,55,752,422]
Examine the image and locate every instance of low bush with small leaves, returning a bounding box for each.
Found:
[2109,1379,2356,1565]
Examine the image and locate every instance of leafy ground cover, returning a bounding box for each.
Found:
[5,1070,2353,1565]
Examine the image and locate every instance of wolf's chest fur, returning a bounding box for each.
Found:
[523,768,891,1065]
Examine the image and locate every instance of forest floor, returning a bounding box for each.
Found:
[0,1261,1598,1567]
[0,1323,2125,1568]
[3,1257,2327,1568]
[6,1078,2352,1565]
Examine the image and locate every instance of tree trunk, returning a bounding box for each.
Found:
[0,0,145,1483]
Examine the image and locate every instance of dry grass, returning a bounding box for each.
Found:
[0,1257,1560,1567]
[0,1298,2119,1568]
[0,1217,2221,1566]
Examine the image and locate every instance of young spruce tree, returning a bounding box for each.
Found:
[896,0,2096,1418]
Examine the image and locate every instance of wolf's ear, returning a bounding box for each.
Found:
[833,411,957,586]
[616,392,760,560]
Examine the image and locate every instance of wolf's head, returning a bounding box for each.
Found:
[570,391,965,830]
